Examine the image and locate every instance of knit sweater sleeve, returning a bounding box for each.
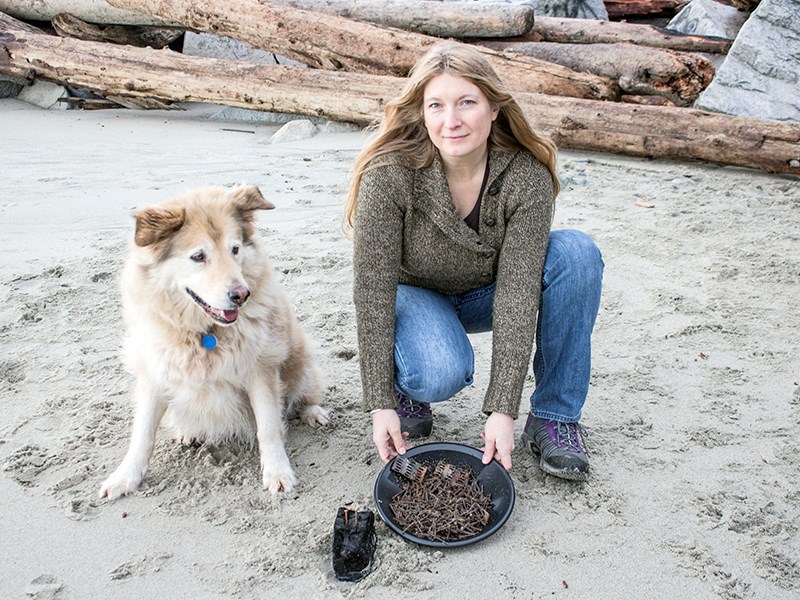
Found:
[482,155,555,417]
[352,163,410,411]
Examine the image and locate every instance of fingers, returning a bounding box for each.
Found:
[372,409,406,463]
[496,447,513,471]
[480,428,513,470]
[480,431,495,465]
[389,430,407,457]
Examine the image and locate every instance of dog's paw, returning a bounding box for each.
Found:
[261,463,298,494]
[300,405,332,427]
[98,469,142,500]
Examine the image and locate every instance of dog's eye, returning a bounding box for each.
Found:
[232,245,240,256]
[190,251,206,263]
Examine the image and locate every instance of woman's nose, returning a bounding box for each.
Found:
[443,108,461,129]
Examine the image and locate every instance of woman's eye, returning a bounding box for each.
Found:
[232,245,240,256]
[190,251,206,263]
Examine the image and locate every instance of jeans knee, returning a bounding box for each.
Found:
[547,229,604,290]
[397,356,473,403]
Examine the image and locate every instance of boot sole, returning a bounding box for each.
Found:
[521,432,590,482]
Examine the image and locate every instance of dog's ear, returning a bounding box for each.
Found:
[133,207,185,247]
[231,186,275,220]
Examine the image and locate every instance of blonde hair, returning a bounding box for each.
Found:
[343,41,559,232]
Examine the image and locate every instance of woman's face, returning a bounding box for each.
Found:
[422,72,499,165]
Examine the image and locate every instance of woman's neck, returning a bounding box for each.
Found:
[442,148,490,219]
[441,147,489,181]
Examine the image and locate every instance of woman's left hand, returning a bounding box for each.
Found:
[480,412,515,470]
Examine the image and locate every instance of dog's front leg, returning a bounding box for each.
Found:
[249,372,297,493]
[98,378,167,500]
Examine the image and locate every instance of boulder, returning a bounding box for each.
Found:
[666,0,750,39]
[694,0,800,121]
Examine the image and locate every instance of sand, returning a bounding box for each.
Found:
[1,97,798,600]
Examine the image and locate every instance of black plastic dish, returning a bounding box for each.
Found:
[373,442,515,548]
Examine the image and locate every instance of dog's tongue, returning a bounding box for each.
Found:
[221,308,238,322]
[207,306,238,323]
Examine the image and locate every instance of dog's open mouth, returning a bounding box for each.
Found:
[186,288,239,324]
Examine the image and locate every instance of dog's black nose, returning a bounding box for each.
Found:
[228,286,250,306]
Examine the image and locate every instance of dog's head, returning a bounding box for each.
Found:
[132,185,274,326]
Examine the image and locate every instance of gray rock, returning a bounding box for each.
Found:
[666,0,749,39]
[211,106,303,124]
[270,119,320,144]
[182,32,305,67]
[694,0,800,122]
[16,80,67,109]
[445,0,607,20]
[528,0,608,19]
[0,77,24,98]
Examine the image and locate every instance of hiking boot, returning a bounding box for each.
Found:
[521,414,589,481]
[395,393,433,439]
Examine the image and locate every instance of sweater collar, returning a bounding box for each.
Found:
[413,149,517,242]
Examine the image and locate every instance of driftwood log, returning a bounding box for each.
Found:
[478,40,714,107]
[0,0,174,25]
[104,0,618,100]
[0,12,174,109]
[52,12,182,48]
[520,16,732,54]
[605,0,687,18]
[1,27,797,176]
[720,0,760,9]
[269,0,535,38]
[0,0,535,37]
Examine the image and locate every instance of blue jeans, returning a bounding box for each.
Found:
[394,229,604,422]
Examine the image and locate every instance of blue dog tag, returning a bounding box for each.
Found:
[201,333,218,350]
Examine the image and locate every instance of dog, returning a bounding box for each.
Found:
[98,185,330,499]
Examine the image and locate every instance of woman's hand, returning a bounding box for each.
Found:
[481,412,515,470]
[372,409,408,463]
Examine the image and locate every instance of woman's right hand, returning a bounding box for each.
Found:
[371,409,408,463]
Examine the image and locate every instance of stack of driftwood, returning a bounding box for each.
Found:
[0,0,797,175]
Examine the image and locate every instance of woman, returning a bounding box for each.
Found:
[345,42,603,481]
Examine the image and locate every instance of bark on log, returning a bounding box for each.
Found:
[518,16,731,54]
[0,10,41,33]
[0,0,174,26]
[605,0,687,19]
[52,12,182,48]
[269,0,535,38]
[717,0,760,10]
[0,26,399,123]
[105,0,619,101]
[478,40,714,106]
[1,27,797,175]
[0,12,176,109]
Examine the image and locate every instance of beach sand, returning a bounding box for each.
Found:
[1,98,798,599]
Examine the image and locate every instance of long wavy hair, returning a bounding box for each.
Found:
[343,41,559,232]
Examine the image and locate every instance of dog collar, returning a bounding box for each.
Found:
[201,332,218,350]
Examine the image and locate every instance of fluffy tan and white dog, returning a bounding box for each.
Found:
[99,185,330,499]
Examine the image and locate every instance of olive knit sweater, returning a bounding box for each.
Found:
[352,149,555,417]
